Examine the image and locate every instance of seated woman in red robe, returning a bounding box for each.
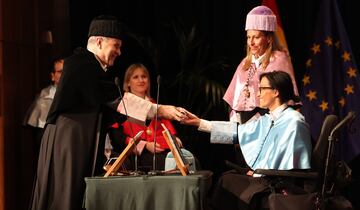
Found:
[117,63,183,171]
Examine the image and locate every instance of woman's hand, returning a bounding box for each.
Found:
[246,170,254,176]
[180,110,201,127]
[145,142,165,154]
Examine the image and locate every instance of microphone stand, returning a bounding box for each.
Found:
[321,111,355,199]
[115,77,142,175]
[148,75,162,176]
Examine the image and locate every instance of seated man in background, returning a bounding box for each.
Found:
[181,71,312,209]
[23,58,64,158]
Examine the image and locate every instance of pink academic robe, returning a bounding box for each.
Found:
[223,51,299,119]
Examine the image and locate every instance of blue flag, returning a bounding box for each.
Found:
[301,0,360,162]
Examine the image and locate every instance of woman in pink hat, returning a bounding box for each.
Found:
[223,5,299,124]
[223,5,300,169]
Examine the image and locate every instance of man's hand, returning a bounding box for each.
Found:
[158,105,187,121]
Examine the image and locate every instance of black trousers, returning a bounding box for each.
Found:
[211,170,270,210]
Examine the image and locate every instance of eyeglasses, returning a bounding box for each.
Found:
[259,86,274,93]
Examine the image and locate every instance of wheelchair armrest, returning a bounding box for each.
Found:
[224,160,250,174]
[254,169,318,179]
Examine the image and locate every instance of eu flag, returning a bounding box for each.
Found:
[301,0,360,162]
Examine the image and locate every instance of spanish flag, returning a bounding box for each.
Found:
[262,0,289,51]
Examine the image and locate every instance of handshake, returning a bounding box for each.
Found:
[160,106,200,127]
[117,92,199,126]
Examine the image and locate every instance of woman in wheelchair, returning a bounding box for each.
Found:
[182,71,312,209]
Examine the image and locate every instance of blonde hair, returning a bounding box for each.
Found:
[243,31,284,70]
[123,63,151,97]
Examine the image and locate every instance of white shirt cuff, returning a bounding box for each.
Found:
[198,119,212,132]
[117,92,153,124]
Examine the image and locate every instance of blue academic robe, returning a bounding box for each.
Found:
[210,107,312,170]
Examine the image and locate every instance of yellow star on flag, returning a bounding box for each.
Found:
[344,84,354,95]
[338,97,346,107]
[306,59,312,68]
[306,90,317,101]
[342,51,351,62]
[324,36,333,46]
[302,75,311,86]
[319,100,329,111]
[335,41,341,49]
[347,67,357,78]
[311,43,321,55]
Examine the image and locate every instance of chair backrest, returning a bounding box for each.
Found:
[311,115,339,176]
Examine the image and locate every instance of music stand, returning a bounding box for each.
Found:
[104,130,144,177]
[161,123,189,176]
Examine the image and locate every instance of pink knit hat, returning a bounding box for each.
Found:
[245,6,277,32]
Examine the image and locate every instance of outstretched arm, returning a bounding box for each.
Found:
[117,92,187,122]
[180,110,201,127]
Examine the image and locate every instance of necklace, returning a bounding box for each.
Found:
[244,63,257,98]
[146,127,152,135]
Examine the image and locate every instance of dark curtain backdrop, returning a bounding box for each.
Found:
[68,0,360,84]
[68,0,324,82]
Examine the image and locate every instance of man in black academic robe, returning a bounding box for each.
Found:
[30,16,185,210]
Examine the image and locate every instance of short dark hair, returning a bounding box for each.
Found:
[259,71,300,104]
[48,57,64,73]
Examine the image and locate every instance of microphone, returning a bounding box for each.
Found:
[114,77,142,175]
[157,75,161,85]
[149,75,161,175]
[114,77,122,96]
[330,111,355,138]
